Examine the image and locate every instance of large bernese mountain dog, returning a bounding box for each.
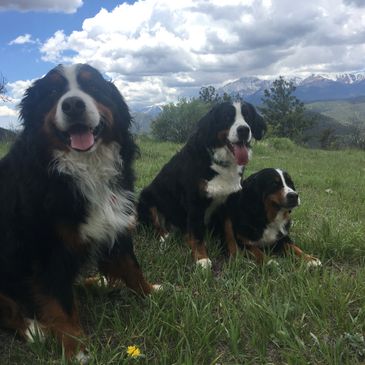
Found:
[0,64,157,362]
[210,168,322,266]
[138,101,266,269]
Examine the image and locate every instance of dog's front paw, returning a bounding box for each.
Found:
[151,284,163,291]
[24,319,45,343]
[266,259,280,267]
[159,233,169,243]
[76,351,90,365]
[306,257,322,267]
[196,258,212,269]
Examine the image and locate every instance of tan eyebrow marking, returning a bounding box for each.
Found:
[79,70,93,80]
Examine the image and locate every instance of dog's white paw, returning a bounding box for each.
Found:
[196,258,212,269]
[159,233,169,243]
[152,284,163,291]
[76,351,90,365]
[267,259,280,267]
[25,319,45,343]
[306,258,322,267]
[84,274,108,287]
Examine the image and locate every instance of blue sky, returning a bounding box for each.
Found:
[1,0,365,128]
[0,1,124,81]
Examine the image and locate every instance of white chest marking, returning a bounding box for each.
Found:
[205,146,243,224]
[255,210,289,247]
[53,143,135,248]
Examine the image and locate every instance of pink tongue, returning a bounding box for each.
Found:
[70,130,95,151]
[233,144,249,166]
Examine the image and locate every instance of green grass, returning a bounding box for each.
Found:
[1,137,365,364]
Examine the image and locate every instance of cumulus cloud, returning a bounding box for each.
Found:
[9,34,38,45]
[0,79,34,129]
[343,0,365,7]
[35,0,365,108]
[6,79,34,102]
[0,104,19,130]
[0,105,17,117]
[0,0,83,13]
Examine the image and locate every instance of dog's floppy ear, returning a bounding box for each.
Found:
[19,79,42,127]
[106,81,132,130]
[195,105,220,146]
[242,102,267,140]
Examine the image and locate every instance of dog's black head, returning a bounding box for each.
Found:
[242,168,299,220]
[196,101,266,166]
[20,63,132,153]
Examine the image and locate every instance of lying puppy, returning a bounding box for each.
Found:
[138,101,266,268]
[0,64,157,362]
[210,168,321,266]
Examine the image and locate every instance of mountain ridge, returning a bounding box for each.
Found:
[219,72,365,104]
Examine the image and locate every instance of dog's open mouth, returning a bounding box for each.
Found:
[226,141,250,166]
[59,121,104,152]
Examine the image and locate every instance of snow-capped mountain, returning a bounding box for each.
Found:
[218,72,365,104]
[221,77,271,97]
[131,71,365,133]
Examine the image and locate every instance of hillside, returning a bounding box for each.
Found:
[305,97,365,126]
[0,138,365,364]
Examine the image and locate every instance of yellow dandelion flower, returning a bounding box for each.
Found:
[127,345,141,358]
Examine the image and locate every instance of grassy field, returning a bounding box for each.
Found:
[1,137,365,364]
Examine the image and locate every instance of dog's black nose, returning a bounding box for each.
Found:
[237,125,250,141]
[286,192,299,207]
[62,96,86,118]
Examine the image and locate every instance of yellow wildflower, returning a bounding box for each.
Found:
[127,345,141,358]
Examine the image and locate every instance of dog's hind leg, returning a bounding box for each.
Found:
[0,293,29,338]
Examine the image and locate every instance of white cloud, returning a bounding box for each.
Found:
[9,34,37,45]
[0,79,34,130]
[0,104,19,130]
[0,105,17,117]
[29,0,365,108]
[6,79,34,102]
[0,0,83,13]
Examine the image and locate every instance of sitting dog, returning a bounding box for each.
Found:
[210,168,321,266]
[0,64,157,362]
[138,101,266,268]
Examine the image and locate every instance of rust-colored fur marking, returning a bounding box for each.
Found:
[99,255,153,296]
[35,294,84,359]
[224,218,238,257]
[186,234,209,262]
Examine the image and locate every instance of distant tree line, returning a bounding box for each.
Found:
[150,87,235,143]
[151,76,315,145]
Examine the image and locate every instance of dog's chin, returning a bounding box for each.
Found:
[55,121,105,152]
[272,201,298,211]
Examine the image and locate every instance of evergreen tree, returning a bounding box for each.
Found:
[259,76,314,142]
[0,73,6,101]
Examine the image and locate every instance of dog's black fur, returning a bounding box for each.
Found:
[210,168,320,265]
[0,64,153,359]
[138,101,266,267]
